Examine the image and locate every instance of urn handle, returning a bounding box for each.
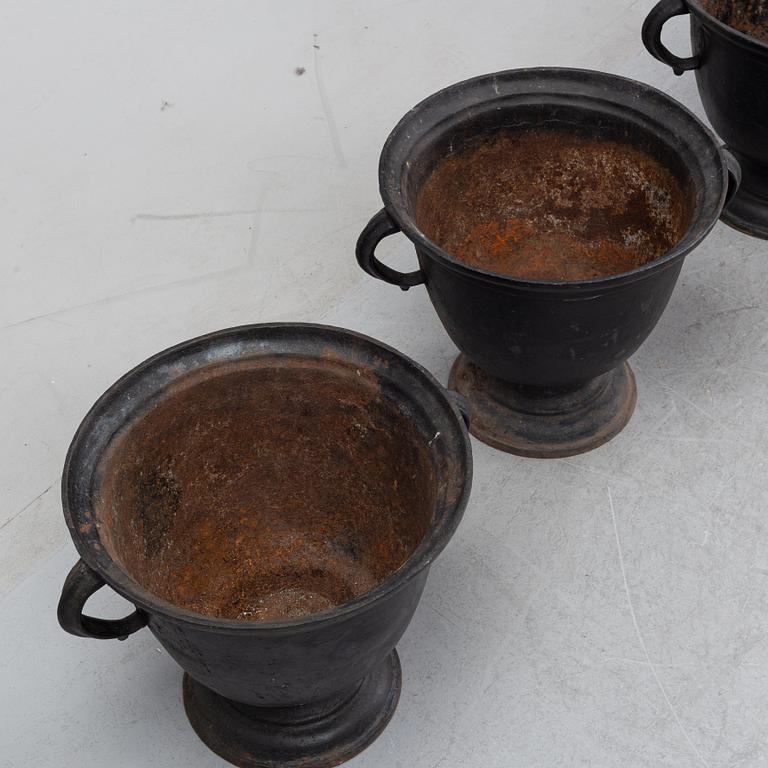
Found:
[642,0,701,76]
[58,558,147,640]
[356,208,426,291]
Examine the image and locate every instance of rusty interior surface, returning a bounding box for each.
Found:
[703,0,768,41]
[94,359,436,622]
[415,129,693,281]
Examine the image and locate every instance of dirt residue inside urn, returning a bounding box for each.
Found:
[415,129,692,281]
[94,359,436,622]
[702,0,768,42]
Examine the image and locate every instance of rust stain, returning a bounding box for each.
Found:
[415,129,693,281]
[94,358,436,623]
[79,522,93,534]
[703,0,768,42]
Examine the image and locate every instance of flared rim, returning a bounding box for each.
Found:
[379,67,729,291]
[62,323,472,633]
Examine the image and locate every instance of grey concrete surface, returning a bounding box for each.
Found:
[1,1,767,767]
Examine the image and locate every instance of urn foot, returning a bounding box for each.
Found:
[720,185,768,240]
[183,651,401,768]
[448,355,637,458]
[720,150,768,240]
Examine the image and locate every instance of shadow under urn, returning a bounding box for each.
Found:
[356,67,739,458]
[644,0,768,238]
[57,324,472,768]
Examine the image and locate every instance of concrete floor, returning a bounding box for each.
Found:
[2,1,768,766]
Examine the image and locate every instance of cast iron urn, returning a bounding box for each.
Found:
[644,0,768,238]
[356,68,739,458]
[57,324,472,768]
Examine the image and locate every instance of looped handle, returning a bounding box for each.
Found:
[446,390,471,429]
[58,559,147,640]
[642,0,701,76]
[720,147,742,207]
[356,208,425,291]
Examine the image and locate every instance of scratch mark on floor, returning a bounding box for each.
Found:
[560,459,644,488]
[603,656,698,669]
[636,366,739,440]
[313,34,347,169]
[42,317,74,329]
[0,484,54,532]
[249,185,275,316]
[1,264,247,333]
[429,604,462,631]
[650,436,736,444]
[132,209,265,223]
[2,189,279,334]
[246,184,273,269]
[707,282,766,313]
[609,487,710,768]
[711,304,759,318]
[733,365,768,379]
[133,207,366,223]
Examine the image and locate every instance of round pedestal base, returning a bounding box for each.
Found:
[448,355,637,458]
[720,185,768,240]
[183,652,401,768]
[720,149,768,240]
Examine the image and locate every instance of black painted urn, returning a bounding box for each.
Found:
[57,324,472,768]
[357,68,738,457]
[644,0,768,237]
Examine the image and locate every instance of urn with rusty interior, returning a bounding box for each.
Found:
[57,324,472,768]
[356,68,738,457]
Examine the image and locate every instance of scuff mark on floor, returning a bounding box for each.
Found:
[609,486,711,768]
[1,484,54,532]
[313,33,347,169]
